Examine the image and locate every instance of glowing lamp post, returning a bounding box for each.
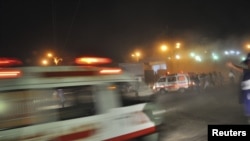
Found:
[176,42,181,49]
[247,44,250,49]
[47,52,63,65]
[161,45,168,52]
[131,51,141,62]
[41,59,48,66]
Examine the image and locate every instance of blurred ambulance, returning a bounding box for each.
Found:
[0,57,165,141]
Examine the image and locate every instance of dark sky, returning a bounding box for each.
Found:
[1,0,250,64]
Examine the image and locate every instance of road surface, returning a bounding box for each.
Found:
[156,84,248,141]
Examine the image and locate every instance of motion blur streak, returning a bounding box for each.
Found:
[0,70,21,78]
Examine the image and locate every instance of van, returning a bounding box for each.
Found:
[153,73,193,94]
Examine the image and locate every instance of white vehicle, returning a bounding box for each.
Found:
[153,73,193,94]
[0,57,165,141]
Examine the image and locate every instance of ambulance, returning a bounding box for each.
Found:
[0,57,165,141]
[153,73,193,94]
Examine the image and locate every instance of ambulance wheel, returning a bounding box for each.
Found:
[159,89,166,94]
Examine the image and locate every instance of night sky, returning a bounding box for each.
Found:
[1,0,250,65]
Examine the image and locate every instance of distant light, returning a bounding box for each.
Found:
[241,57,246,61]
[212,53,219,60]
[161,45,168,51]
[135,52,141,57]
[190,52,195,57]
[47,53,53,58]
[213,55,219,60]
[230,50,235,54]
[236,51,240,55]
[195,56,202,62]
[75,57,112,65]
[42,59,48,65]
[176,42,181,49]
[247,45,250,49]
[224,51,229,55]
[175,55,181,59]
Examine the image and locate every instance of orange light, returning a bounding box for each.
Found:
[75,57,112,65]
[99,68,122,74]
[0,70,22,78]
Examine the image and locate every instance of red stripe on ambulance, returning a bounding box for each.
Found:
[52,126,156,141]
[53,129,96,141]
[105,127,156,141]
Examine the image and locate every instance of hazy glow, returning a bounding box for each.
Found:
[161,45,168,51]
[190,52,195,57]
[135,52,141,57]
[176,43,181,49]
[42,59,48,65]
[47,53,53,58]
[247,44,250,49]
[195,56,202,62]
[175,54,181,59]
[212,53,219,60]
[224,50,241,56]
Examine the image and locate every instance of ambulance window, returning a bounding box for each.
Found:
[53,86,96,120]
[168,77,176,82]
[158,77,166,82]
[178,76,185,81]
[115,82,144,106]
[0,89,56,130]
[0,86,96,130]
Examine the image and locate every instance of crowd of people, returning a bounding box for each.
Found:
[190,70,239,92]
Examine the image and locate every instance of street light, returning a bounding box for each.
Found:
[47,53,53,58]
[247,44,250,49]
[131,51,141,62]
[161,45,168,52]
[41,59,48,66]
[176,42,181,49]
[158,42,182,73]
[175,54,181,60]
[46,52,63,65]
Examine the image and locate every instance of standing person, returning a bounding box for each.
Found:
[204,73,210,90]
[194,74,201,93]
[226,53,250,124]
[228,69,236,85]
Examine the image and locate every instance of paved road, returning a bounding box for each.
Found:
[156,84,248,141]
